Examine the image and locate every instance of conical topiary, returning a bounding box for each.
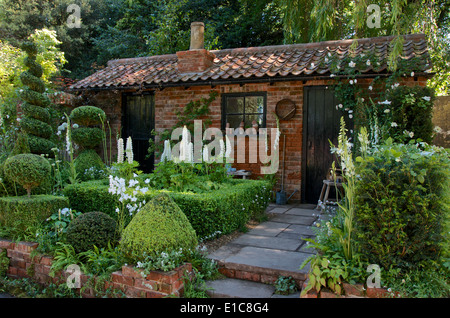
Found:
[119,193,198,263]
[18,41,55,155]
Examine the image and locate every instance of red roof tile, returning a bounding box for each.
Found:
[71,34,431,90]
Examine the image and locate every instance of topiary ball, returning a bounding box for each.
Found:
[70,106,106,127]
[71,127,104,149]
[65,211,119,253]
[3,153,51,197]
[119,193,198,263]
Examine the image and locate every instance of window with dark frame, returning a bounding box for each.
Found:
[221,93,267,130]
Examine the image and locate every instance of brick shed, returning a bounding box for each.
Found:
[70,23,432,203]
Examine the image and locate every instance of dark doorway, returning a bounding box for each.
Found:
[122,92,155,173]
[301,86,351,204]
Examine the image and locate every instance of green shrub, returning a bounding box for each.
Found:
[3,154,51,197]
[71,127,103,149]
[19,41,54,156]
[119,193,198,262]
[18,88,51,108]
[65,211,119,254]
[20,117,53,139]
[70,106,106,127]
[74,149,105,181]
[0,161,51,198]
[21,103,50,123]
[10,132,30,156]
[19,71,45,93]
[354,139,450,271]
[63,179,116,217]
[27,135,56,156]
[21,41,38,56]
[63,178,272,238]
[0,195,69,236]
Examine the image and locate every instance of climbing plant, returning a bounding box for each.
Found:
[147,90,218,158]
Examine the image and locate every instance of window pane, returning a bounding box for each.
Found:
[245,114,264,128]
[225,115,244,129]
[245,96,264,114]
[226,97,244,114]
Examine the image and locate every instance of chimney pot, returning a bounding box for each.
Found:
[190,22,205,50]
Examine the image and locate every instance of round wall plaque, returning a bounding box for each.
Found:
[275,99,296,120]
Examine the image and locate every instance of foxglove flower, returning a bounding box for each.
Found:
[117,138,124,163]
[126,137,133,164]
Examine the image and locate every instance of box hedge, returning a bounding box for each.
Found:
[0,195,69,235]
[63,178,272,239]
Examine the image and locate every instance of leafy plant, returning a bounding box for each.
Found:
[300,244,349,296]
[80,243,125,277]
[0,250,10,277]
[50,242,82,277]
[274,276,298,295]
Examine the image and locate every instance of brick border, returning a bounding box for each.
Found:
[216,260,307,290]
[0,239,192,298]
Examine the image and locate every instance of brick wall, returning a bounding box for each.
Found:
[78,75,429,203]
[0,239,191,298]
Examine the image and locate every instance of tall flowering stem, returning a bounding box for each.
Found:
[330,117,356,260]
[65,113,78,184]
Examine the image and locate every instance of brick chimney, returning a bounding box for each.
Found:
[176,22,215,74]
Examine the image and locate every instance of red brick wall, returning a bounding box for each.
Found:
[0,239,191,298]
[78,75,428,203]
[153,81,304,201]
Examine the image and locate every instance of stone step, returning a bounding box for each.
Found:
[208,245,311,288]
[205,278,300,298]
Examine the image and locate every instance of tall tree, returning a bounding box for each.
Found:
[278,0,450,95]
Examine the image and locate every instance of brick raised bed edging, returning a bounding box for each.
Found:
[299,277,396,298]
[0,239,192,298]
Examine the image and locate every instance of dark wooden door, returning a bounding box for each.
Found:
[122,92,155,173]
[302,86,348,204]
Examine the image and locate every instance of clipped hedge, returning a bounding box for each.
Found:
[0,195,69,235]
[64,178,272,238]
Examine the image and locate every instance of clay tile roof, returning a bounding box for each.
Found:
[71,34,431,90]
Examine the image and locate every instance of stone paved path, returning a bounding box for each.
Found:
[206,203,321,298]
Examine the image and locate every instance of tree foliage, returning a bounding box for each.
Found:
[278,0,450,95]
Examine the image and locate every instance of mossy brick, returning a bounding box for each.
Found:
[15,242,39,253]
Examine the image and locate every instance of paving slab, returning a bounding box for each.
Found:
[270,214,316,226]
[247,221,290,237]
[231,234,303,251]
[285,208,318,217]
[268,207,290,214]
[224,246,311,274]
[205,278,276,298]
[282,224,315,237]
[207,244,242,263]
